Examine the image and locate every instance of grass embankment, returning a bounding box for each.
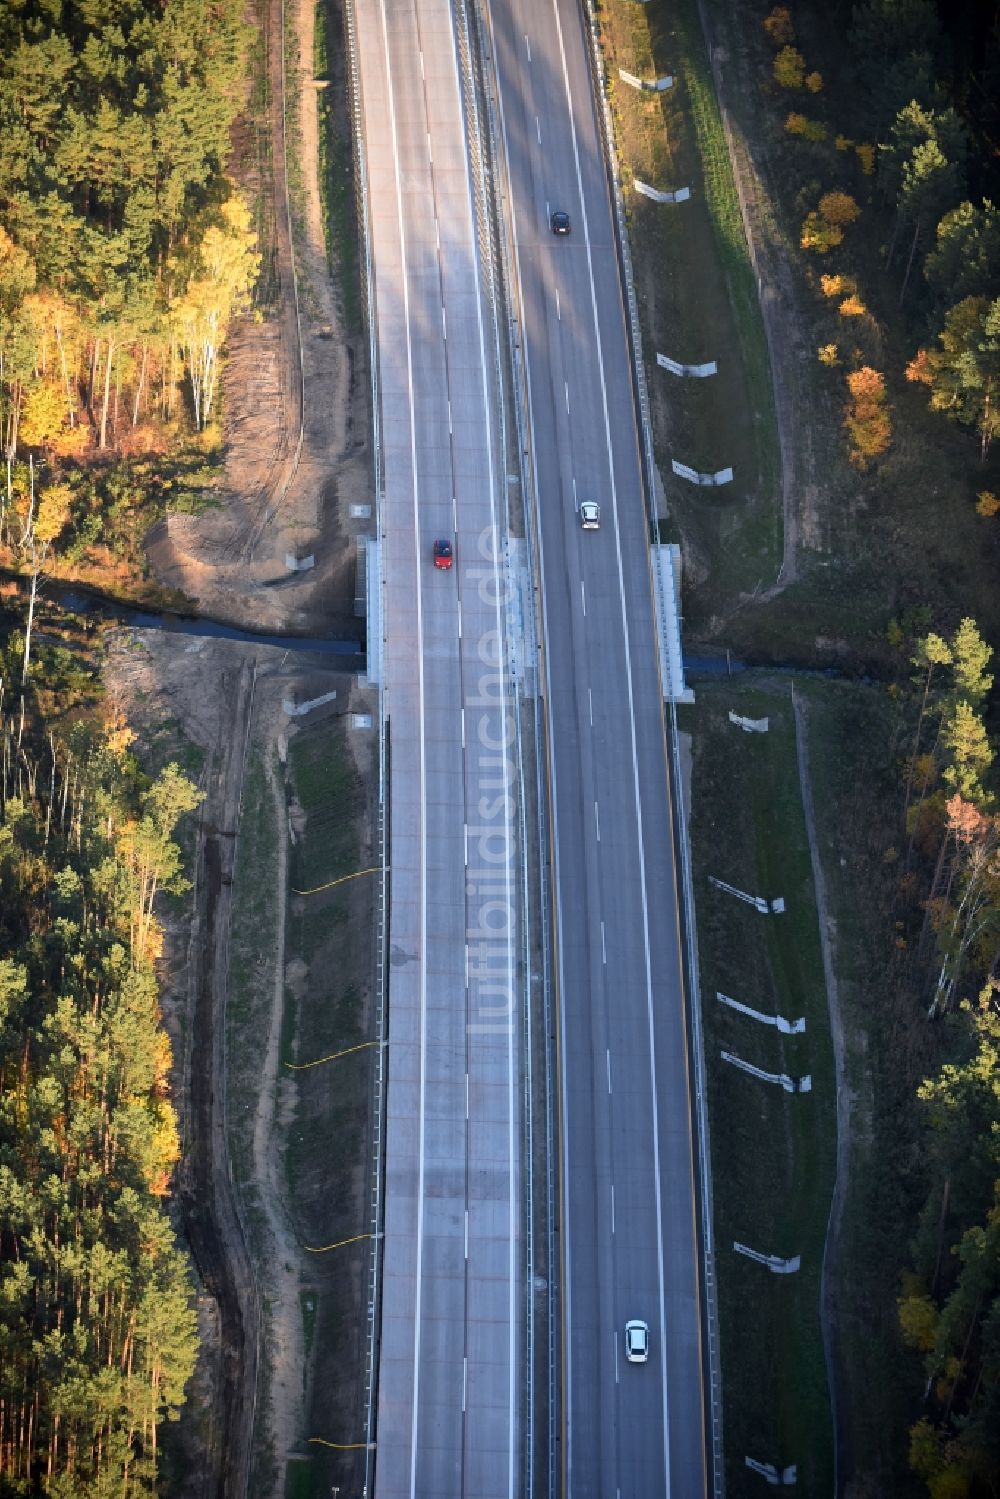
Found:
[315,0,361,333]
[595,0,781,611]
[228,744,280,1221]
[282,718,374,1499]
[685,681,835,1490]
[794,679,929,1491]
[247,0,280,309]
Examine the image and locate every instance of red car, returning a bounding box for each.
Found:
[433,539,454,570]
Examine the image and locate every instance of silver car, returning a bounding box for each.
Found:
[625,1319,649,1364]
[580,501,600,530]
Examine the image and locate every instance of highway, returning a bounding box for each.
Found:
[353,0,522,1494]
[486,0,709,1494]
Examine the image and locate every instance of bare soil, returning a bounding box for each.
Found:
[146,0,370,638]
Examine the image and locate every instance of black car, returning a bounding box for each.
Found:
[550,209,571,235]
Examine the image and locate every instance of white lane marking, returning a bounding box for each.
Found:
[588,686,593,725]
[463,1356,467,1413]
[448,399,453,435]
[614,1333,619,1386]
[550,1,674,1487]
[419,49,424,80]
[601,921,606,965]
[606,1047,611,1093]
[435,217,440,251]
[464,823,469,867]
[580,579,586,616]
[465,1209,469,1260]
[525,32,531,61]
[427,131,433,165]
[465,943,469,986]
[457,611,462,640]
[594,801,600,842]
[465,1071,470,1119]
[564,380,570,413]
[545,198,550,222]
[377,6,429,1491]
[461,707,465,748]
[444,15,517,1493]
[555,287,561,321]
[452,493,458,528]
[536,114,542,145]
[442,307,447,340]
[572,475,578,511]
[611,1184,615,1234]
[486,11,577,1486]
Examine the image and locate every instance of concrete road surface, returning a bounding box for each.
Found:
[487,0,709,1493]
[354,0,522,1494]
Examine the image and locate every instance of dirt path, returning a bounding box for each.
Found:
[791,684,848,1487]
[249,709,307,1473]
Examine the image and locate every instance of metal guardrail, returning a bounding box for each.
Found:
[578,4,725,1494]
[341,2,386,1494]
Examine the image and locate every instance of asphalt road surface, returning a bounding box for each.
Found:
[487,0,709,1493]
[354,0,521,1494]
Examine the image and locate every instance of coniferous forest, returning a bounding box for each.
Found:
[0,697,202,1493]
[0,0,254,1491]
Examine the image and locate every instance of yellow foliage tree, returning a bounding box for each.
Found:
[773,45,806,88]
[898,1289,939,1352]
[856,142,875,176]
[805,70,824,93]
[844,365,891,466]
[976,490,999,517]
[18,381,67,448]
[821,274,846,297]
[817,343,840,366]
[801,213,843,254]
[906,348,934,385]
[170,194,260,429]
[818,191,861,226]
[50,422,90,458]
[839,294,867,317]
[762,6,794,45]
[786,113,827,142]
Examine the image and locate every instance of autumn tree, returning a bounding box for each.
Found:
[843,365,891,465]
[907,296,1000,462]
[801,193,861,254]
[773,45,806,89]
[170,196,260,429]
[762,6,794,45]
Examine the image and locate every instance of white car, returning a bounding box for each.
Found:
[624,1319,649,1364]
[580,501,600,530]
